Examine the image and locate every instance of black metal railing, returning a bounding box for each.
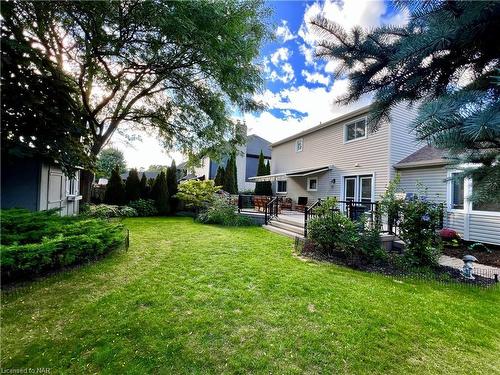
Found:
[304,198,322,237]
[264,197,279,225]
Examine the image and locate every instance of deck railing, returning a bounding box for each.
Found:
[264,197,279,225]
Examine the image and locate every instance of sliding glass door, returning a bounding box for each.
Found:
[343,175,373,202]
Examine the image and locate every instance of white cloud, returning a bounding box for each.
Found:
[275,20,296,42]
[302,69,330,85]
[269,62,295,84]
[247,80,371,142]
[270,47,291,66]
[299,44,316,67]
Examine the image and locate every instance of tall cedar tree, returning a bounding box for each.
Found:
[312,0,500,204]
[167,161,178,214]
[264,160,273,196]
[139,173,149,199]
[125,169,141,202]
[104,166,125,205]
[214,166,225,187]
[4,1,270,201]
[151,171,170,215]
[254,151,267,195]
[223,155,238,194]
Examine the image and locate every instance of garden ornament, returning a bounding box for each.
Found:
[462,255,478,280]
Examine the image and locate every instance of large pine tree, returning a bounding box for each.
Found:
[104,165,125,205]
[254,151,267,195]
[125,169,141,203]
[312,1,500,204]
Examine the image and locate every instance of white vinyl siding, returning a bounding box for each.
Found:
[399,165,500,245]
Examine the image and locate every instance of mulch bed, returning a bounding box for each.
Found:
[297,240,497,287]
[442,242,500,268]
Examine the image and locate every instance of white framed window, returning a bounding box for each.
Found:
[276,180,287,194]
[344,118,367,143]
[446,170,500,216]
[307,177,317,191]
[66,176,79,196]
[295,138,303,153]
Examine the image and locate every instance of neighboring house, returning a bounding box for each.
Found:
[193,129,272,192]
[395,146,500,245]
[1,156,81,216]
[120,171,160,182]
[256,103,421,205]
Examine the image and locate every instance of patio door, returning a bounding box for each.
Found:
[343,175,373,202]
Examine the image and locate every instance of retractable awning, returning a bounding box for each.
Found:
[249,166,330,182]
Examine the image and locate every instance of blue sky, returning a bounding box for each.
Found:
[117,0,408,169]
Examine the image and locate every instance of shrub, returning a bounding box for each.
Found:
[128,199,158,217]
[356,217,387,263]
[0,209,126,283]
[176,180,221,209]
[313,197,338,216]
[307,212,358,253]
[82,204,137,219]
[398,199,443,266]
[151,171,170,215]
[196,196,255,226]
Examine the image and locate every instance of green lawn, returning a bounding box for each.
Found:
[1,217,499,374]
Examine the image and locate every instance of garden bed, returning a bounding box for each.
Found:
[442,242,500,267]
[297,238,497,287]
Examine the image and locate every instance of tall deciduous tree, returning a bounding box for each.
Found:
[312,0,500,203]
[1,2,92,175]
[125,168,141,203]
[5,0,270,201]
[96,148,126,179]
[104,165,125,205]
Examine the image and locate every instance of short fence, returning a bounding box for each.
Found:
[294,237,499,288]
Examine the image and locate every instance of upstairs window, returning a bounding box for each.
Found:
[345,119,366,142]
[295,138,303,153]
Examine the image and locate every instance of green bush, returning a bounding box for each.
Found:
[196,196,255,226]
[307,212,358,253]
[1,209,126,282]
[356,217,387,263]
[398,199,443,266]
[81,204,137,219]
[128,199,158,217]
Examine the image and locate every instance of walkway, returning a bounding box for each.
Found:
[439,255,500,280]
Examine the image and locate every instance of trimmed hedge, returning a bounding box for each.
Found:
[1,209,127,283]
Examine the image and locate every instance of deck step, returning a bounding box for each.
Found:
[275,215,304,227]
[263,224,304,239]
[269,220,304,235]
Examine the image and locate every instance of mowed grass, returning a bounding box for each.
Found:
[1,217,499,374]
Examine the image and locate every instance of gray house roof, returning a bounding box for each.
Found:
[394,145,448,169]
[120,171,159,180]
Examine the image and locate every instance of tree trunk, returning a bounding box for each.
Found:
[80,169,95,203]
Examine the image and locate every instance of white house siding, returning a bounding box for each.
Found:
[399,165,500,245]
[397,166,447,202]
[39,164,80,216]
[388,104,422,179]
[469,214,500,245]
[271,115,391,202]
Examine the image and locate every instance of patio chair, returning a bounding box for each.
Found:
[281,197,293,210]
[295,196,308,212]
